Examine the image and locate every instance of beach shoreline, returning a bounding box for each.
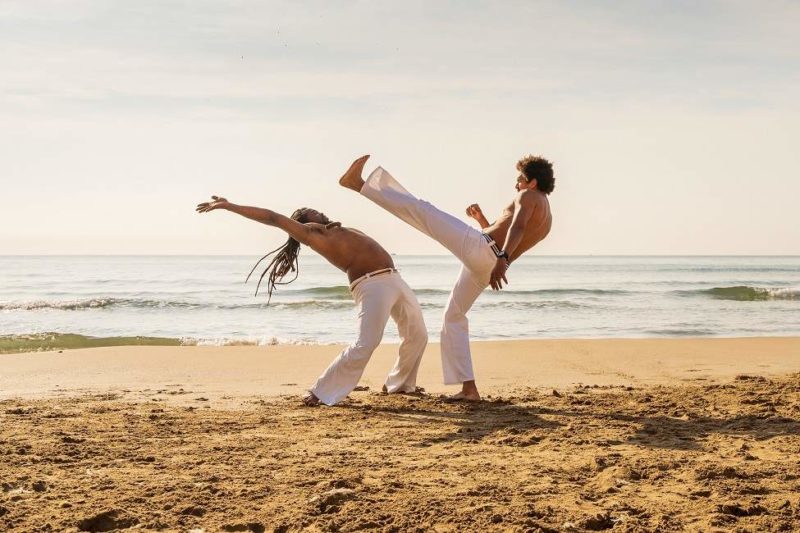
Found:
[1,337,798,403]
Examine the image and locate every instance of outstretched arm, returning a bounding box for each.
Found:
[196,196,318,246]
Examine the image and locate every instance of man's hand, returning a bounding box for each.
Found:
[196,195,230,213]
[489,258,509,290]
[466,203,490,229]
[465,203,484,220]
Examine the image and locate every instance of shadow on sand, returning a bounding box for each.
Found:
[339,376,800,451]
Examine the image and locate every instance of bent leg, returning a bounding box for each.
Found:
[361,167,482,264]
[310,283,393,405]
[441,265,487,385]
[384,281,428,393]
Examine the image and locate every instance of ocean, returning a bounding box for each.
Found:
[1,255,798,350]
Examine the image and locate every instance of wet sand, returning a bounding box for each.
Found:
[2,338,800,531]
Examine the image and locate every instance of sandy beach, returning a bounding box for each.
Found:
[2,337,800,531]
[3,337,800,402]
[4,1,799,531]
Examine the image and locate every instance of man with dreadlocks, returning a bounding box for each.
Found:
[339,154,554,402]
[196,197,428,406]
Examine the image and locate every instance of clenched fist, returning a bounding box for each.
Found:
[465,203,484,220]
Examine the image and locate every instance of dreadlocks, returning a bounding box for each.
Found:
[246,208,312,303]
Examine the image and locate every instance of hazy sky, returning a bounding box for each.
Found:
[2,1,798,255]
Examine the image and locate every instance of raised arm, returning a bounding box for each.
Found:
[465,203,491,229]
[196,196,319,246]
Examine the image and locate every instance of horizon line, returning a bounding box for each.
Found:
[2,254,799,258]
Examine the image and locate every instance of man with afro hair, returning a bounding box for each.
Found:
[339,154,554,401]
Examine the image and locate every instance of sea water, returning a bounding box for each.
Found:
[1,255,798,348]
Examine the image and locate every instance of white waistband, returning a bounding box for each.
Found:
[349,268,398,291]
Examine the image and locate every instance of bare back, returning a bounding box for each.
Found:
[485,190,552,262]
[304,224,395,283]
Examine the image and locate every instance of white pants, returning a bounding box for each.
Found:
[361,167,496,384]
[310,271,428,406]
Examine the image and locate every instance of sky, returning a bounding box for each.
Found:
[1,0,798,255]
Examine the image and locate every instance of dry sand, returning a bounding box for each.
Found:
[2,337,800,402]
[2,338,800,531]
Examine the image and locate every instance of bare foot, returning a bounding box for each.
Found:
[338,155,370,192]
[446,381,481,402]
[445,390,481,402]
[382,385,426,395]
[302,392,321,406]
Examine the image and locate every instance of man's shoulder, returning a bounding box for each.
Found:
[304,222,328,232]
[519,189,550,202]
[515,189,538,204]
[311,224,370,240]
[306,221,347,232]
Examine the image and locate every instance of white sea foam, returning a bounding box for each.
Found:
[2,255,799,344]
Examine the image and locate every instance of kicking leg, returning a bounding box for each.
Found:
[339,156,488,270]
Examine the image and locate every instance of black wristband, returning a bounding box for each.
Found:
[498,250,509,261]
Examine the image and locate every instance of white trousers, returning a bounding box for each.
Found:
[361,167,496,385]
[310,271,428,406]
